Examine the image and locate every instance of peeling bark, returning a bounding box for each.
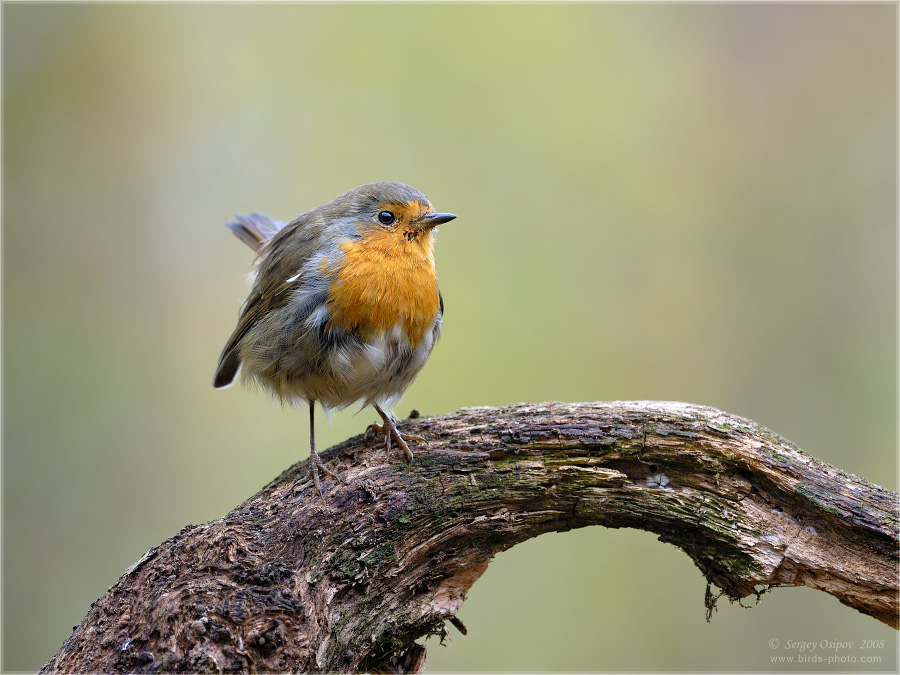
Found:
[42,401,899,673]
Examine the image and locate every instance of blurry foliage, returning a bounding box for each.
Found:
[3,3,896,672]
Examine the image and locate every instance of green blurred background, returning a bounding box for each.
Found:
[3,3,897,672]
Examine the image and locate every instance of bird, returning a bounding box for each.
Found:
[213,182,456,494]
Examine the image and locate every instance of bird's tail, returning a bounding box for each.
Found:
[225,212,286,253]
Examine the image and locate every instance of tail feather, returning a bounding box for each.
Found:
[226,212,285,253]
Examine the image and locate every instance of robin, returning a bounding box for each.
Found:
[213,182,456,493]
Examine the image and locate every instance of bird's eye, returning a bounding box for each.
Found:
[377,210,396,226]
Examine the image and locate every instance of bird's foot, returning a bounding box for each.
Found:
[366,416,423,465]
[308,451,345,496]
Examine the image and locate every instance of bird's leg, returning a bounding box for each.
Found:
[367,403,424,465]
[307,401,341,495]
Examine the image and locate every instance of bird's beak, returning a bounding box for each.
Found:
[413,212,457,231]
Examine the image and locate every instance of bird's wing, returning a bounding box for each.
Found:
[213,213,326,388]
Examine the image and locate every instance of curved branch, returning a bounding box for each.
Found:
[42,401,899,673]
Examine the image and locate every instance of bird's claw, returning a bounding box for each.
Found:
[308,451,345,496]
[367,418,422,465]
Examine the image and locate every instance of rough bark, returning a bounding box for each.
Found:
[42,401,899,674]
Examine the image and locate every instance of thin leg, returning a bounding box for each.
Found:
[368,403,424,465]
[307,400,340,495]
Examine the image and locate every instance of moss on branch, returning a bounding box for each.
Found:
[42,401,899,674]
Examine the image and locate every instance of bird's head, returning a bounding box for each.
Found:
[332,182,456,247]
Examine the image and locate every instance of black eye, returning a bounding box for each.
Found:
[377,210,396,225]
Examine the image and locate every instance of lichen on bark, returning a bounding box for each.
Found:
[42,401,899,674]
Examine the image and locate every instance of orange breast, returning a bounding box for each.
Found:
[327,229,440,347]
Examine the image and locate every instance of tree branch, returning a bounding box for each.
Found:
[42,401,899,673]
